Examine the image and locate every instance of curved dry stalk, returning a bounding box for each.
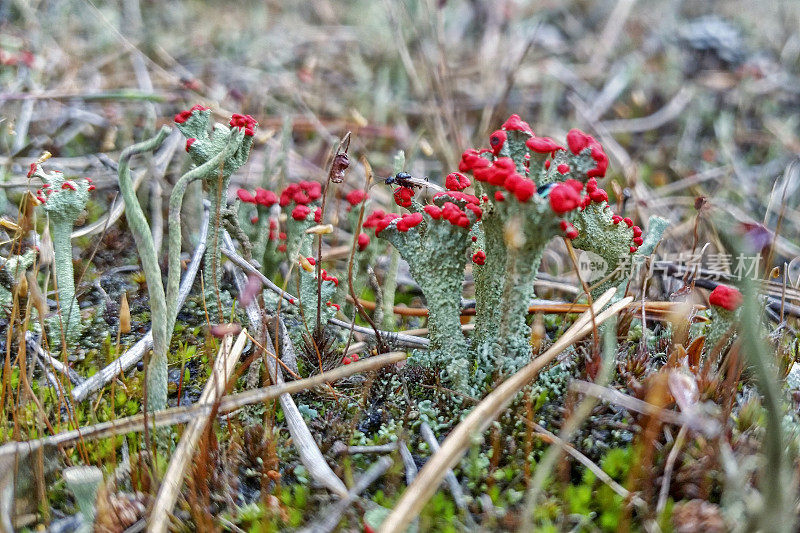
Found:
[149,330,247,533]
[378,288,630,533]
[223,231,348,496]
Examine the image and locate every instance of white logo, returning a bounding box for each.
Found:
[578,250,608,283]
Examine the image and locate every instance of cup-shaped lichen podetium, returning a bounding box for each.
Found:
[368,189,482,390]
[173,106,257,311]
[31,164,93,346]
[459,115,641,377]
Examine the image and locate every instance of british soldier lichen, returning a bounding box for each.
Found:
[278,181,322,258]
[30,163,93,346]
[173,106,257,314]
[237,186,279,269]
[118,105,257,411]
[458,115,668,383]
[368,187,482,389]
[700,283,743,354]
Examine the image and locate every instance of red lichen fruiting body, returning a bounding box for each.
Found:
[393,186,414,208]
[445,172,471,191]
[255,188,277,206]
[489,130,507,155]
[291,204,311,221]
[345,189,367,206]
[526,136,563,154]
[237,189,256,203]
[357,233,370,250]
[549,183,581,214]
[502,114,533,134]
[708,285,742,311]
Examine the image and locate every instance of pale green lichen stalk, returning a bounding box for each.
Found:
[117,105,257,411]
[30,164,93,346]
[458,115,666,384]
[173,106,258,315]
[117,127,172,411]
[368,189,482,389]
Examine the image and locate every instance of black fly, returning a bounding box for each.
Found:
[384,171,444,192]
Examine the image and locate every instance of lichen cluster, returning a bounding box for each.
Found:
[117,105,258,410]
[365,188,483,389]
[369,115,668,391]
[173,106,258,307]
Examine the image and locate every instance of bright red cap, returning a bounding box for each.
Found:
[396,212,424,232]
[345,189,367,205]
[423,204,442,220]
[255,188,277,206]
[549,183,581,214]
[445,172,471,191]
[502,114,533,134]
[393,186,414,208]
[709,285,742,311]
[237,189,256,203]
[566,129,590,154]
[526,137,563,153]
[291,204,311,220]
[357,232,370,250]
[489,130,507,156]
[513,178,536,202]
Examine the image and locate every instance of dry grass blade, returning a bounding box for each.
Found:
[223,231,348,496]
[149,330,247,533]
[378,288,629,533]
[0,352,409,466]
